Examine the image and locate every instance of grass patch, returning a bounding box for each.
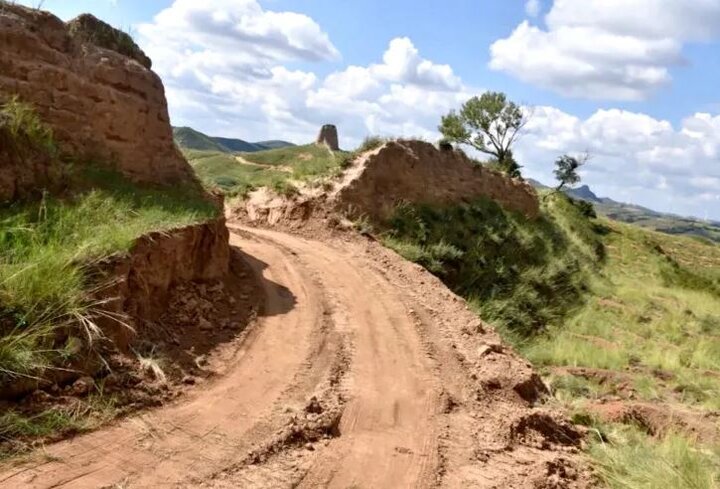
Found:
[190,151,282,197]
[0,96,57,157]
[241,143,349,180]
[381,192,603,336]
[588,423,720,489]
[0,166,216,382]
[67,14,149,69]
[0,393,120,460]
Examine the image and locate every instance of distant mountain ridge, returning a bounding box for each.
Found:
[173,126,295,153]
[527,179,720,243]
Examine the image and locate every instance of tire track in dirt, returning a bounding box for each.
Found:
[0,232,333,488]
[235,227,442,489]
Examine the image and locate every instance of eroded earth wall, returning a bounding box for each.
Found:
[0,4,192,189]
[336,140,540,220]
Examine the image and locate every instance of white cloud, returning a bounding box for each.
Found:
[517,107,720,217]
[490,0,720,100]
[139,2,473,148]
[138,0,340,70]
[525,0,541,17]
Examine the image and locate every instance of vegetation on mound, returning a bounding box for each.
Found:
[525,222,720,486]
[66,14,151,69]
[0,167,216,381]
[0,100,217,385]
[382,192,604,336]
[529,222,720,408]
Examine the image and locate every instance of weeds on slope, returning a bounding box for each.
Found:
[0,99,217,383]
[382,192,603,337]
[0,169,216,381]
[530,218,720,487]
[586,422,720,489]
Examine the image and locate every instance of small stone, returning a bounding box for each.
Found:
[182,375,196,385]
[69,376,94,396]
[305,442,315,451]
[198,317,213,331]
[30,390,53,402]
[103,373,119,388]
[477,342,503,357]
[228,297,236,305]
[305,396,323,414]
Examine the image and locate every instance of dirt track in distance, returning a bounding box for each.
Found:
[0,226,588,488]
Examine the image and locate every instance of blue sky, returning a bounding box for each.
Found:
[23,0,720,220]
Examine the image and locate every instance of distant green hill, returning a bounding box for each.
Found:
[173,127,228,152]
[173,126,295,153]
[528,179,720,243]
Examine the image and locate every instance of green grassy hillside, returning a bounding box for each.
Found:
[173,126,294,153]
[187,144,349,197]
[377,190,720,488]
[530,179,720,243]
[173,126,229,152]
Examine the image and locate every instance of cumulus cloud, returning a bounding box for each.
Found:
[139,2,472,147]
[305,37,471,143]
[138,0,339,65]
[490,0,720,100]
[516,107,720,217]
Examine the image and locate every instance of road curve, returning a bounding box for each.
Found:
[0,226,585,489]
[0,227,441,488]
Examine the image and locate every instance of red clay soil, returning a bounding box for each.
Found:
[0,226,591,488]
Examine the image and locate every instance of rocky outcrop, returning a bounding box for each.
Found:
[335,140,539,220]
[316,124,339,151]
[0,3,192,186]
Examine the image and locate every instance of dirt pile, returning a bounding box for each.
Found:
[335,140,539,220]
[0,3,192,195]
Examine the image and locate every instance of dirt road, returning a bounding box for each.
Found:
[0,226,586,488]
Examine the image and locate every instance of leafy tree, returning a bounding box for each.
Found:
[439,92,528,178]
[553,153,589,191]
